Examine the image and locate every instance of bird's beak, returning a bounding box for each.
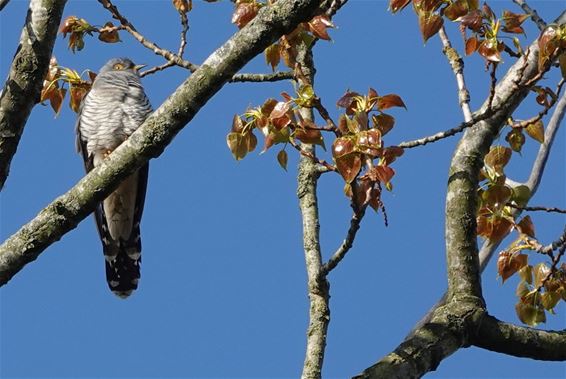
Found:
[134,64,147,72]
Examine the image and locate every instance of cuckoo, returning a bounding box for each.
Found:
[76,57,152,298]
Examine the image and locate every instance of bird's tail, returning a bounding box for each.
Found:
[104,239,141,299]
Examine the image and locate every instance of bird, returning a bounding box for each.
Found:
[75,57,152,298]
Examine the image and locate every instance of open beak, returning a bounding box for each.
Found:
[134,64,147,72]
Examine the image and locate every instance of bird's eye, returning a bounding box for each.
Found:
[113,63,124,70]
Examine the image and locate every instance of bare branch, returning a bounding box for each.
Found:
[0,0,67,190]
[0,0,330,286]
[230,71,294,83]
[438,27,473,122]
[322,206,366,274]
[295,43,329,379]
[508,204,566,214]
[513,0,547,31]
[472,314,566,360]
[527,90,566,193]
[0,0,11,11]
[97,0,198,72]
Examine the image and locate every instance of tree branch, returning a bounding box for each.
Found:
[0,0,331,286]
[472,314,566,360]
[295,38,330,379]
[98,0,199,72]
[358,11,566,377]
[513,0,547,31]
[0,0,67,190]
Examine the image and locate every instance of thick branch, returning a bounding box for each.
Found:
[472,314,566,360]
[0,0,67,190]
[354,302,484,379]
[0,0,329,285]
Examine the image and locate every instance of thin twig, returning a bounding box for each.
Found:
[513,0,547,31]
[178,11,189,57]
[397,106,498,148]
[97,0,198,72]
[508,204,566,214]
[488,63,498,110]
[312,97,339,135]
[514,78,565,128]
[290,140,336,172]
[322,207,366,274]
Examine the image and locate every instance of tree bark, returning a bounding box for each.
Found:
[0,0,67,190]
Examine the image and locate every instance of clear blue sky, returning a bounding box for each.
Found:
[1,0,564,378]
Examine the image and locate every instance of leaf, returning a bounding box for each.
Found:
[332,137,355,158]
[335,153,362,183]
[444,0,469,21]
[482,184,512,207]
[519,265,533,285]
[277,149,288,171]
[465,36,479,55]
[336,91,361,115]
[295,84,315,108]
[307,15,334,41]
[172,0,191,13]
[559,53,566,79]
[373,165,395,186]
[264,43,280,71]
[516,281,530,298]
[497,251,528,283]
[517,215,535,238]
[525,120,544,143]
[231,1,259,29]
[477,209,513,240]
[533,263,550,288]
[459,9,483,32]
[356,129,382,156]
[389,0,411,13]
[381,146,404,164]
[98,22,120,43]
[515,300,545,326]
[69,84,90,113]
[537,26,559,71]
[484,146,512,173]
[501,10,529,34]
[231,114,245,133]
[269,101,292,130]
[510,185,531,208]
[541,291,561,311]
[505,128,525,152]
[478,38,502,62]
[418,13,443,43]
[377,94,406,110]
[295,120,325,148]
[227,132,247,160]
[244,130,257,153]
[372,113,395,136]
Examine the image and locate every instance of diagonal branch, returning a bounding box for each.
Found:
[0,0,332,286]
[0,0,67,190]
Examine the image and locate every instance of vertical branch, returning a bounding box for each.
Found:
[296,42,330,379]
[0,0,67,190]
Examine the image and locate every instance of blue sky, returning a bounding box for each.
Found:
[1,0,565,378]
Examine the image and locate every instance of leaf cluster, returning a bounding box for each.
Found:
[40,57,96,115]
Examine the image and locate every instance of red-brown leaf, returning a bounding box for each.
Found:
[336,153,362,183]
[419,13,443,43]
[465,36,479,55]
[377,94,407,110]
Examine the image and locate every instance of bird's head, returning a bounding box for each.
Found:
[99,58,146,75]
